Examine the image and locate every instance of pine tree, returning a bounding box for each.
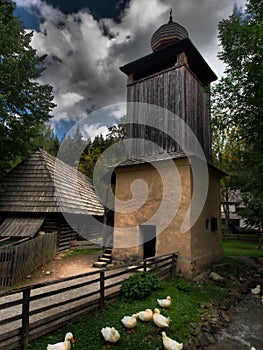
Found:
[0,0,56,176]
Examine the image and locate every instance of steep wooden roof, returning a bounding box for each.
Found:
[0,149,104,215]
[120,38,217,86]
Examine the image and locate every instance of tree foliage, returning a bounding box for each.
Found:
[0,0,56,176]
[30,123,60,157]
[58,121,125,180]
[78,121,125,179]
[211,125,243,232]
[212,0,263,245]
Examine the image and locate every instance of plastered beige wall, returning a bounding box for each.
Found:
[190,165,224,270]
[112,158,224,275]
[112,159,192,266]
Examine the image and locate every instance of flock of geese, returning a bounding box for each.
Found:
[46,287,262,350]
[101,295,183,349]
[46,296,183,350]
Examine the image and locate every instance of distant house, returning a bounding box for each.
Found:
[0,149,104,251]
[221,190,245,232]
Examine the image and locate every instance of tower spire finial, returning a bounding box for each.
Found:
[169,8,173,22]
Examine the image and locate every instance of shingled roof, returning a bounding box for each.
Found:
[0,217,45,238]
[0,149,104,215]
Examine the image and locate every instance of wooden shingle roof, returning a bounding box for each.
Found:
[115,151,187,167]
[0,217,45,238]
[0,149,104,215]
[120,38,217,86]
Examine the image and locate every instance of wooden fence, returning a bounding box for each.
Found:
[0,253,177,350]
[0,232,57,287]
[222,231,260,241]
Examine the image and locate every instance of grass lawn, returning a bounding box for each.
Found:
[222,239,263,257]
[14,240,261,350]
[18,278,228,350]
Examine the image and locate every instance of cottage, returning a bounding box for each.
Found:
[0,149,104,251]
[221,190,245,233]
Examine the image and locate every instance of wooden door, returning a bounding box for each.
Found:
[141,225,156,259]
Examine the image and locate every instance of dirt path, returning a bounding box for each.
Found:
[0,250,131,340]
[17,250,102,287]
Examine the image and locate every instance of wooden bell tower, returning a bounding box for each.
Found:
[112,12,224,276]
[120,11,217,162]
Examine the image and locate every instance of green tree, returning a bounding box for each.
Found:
[78,120,126,179]
[0,0,55,176]
[106,122,125,142]
[211,124,242,234]
[58,126,87,167]
[212,0,263,247]
[30,123,60,156]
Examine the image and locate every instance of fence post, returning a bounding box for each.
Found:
[21,288,31,348]
[99,271,105,310]
[10,248,16,286]
[42,235,46,266]
[143,259,147,272]
[171,254,176,278]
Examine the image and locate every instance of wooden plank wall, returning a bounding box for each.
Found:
[0,232,57,287]
[74,215,104,245]
[43,216,77,251]
[59,220,78,251]
[43,215,102,252]
[126,66,210,161]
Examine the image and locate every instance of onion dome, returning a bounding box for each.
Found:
[151,9,189,52]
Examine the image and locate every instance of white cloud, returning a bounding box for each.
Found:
[53,92,84,120]
[16,0,247,136]
[81,123,109,141]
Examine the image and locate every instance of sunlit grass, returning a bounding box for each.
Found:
[63,248,102,258]
[223,240,263,257]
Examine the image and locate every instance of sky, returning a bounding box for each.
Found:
[14,0,246,140]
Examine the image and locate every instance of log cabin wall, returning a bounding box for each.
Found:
[125,64,211,162]
[43,215,81,251]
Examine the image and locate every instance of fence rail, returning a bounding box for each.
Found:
[0,233,57,287]
[0,252,177,350]
[222,231,260,241]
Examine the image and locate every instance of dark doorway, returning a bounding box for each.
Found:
[140,225,156,259]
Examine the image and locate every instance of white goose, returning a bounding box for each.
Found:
[153,308,170,330]
[47,332,74,350]
[121,314,138,333]
[157,296,172,309]
[162,331,183,350]
[137,309,153,323]
[251,285,261,295]
[101,327,120,347]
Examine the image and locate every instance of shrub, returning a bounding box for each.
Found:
[121,272,162,301]
[174,278,192,292]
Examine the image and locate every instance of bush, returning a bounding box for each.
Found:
[121,272,162,301]
[174,279,192,292]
